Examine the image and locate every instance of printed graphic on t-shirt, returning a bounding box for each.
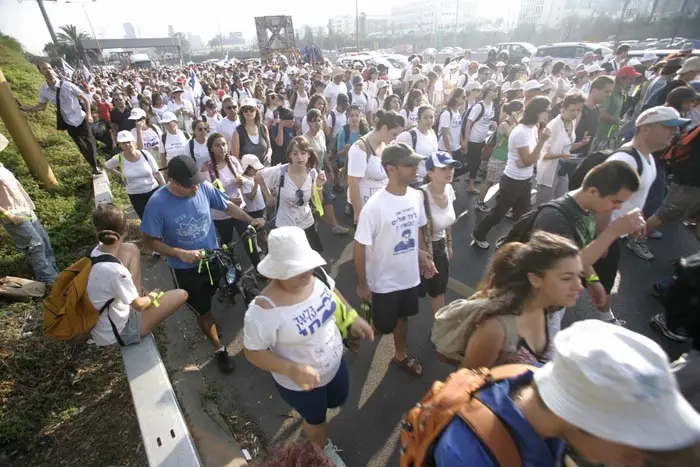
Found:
[292,287,336,337]
[391,206,419,254]
[174,213,209,241]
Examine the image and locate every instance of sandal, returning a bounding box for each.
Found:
[392,353,423,377]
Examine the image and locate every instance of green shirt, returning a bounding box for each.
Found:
[597,86,625,140]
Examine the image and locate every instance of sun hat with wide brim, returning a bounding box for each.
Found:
[534,320,700,450]
[257,226,327,280]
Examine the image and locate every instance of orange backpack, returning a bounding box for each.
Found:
[399,364,535,467]
[42,255,121,342]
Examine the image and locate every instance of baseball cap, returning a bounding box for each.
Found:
[523,79,542,92]
[167,155,205,188]
[128,108,147,120]
[466,81,482,92]
[116,130,136,143]
[635,106,691,127]
[351,75,363,86]
[585,64,603,74]
[539,77,553,91]
[159,111,178,124]
[641,50,658,63]
[679,56,700,74]
[425,151,462,171]
[534,320,700,450]
[382,142,426,166]
[240,154,264,172]
[616,65,641,78]
[239,98,257,109]
[171,86,185,93]
[377,79,389,89]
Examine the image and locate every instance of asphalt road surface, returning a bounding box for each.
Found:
[172,179,697,467]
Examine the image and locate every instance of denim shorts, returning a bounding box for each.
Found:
[119,309,143,346]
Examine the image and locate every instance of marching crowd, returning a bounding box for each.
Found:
[2,43,700,466]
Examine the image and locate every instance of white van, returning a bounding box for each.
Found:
[530,42,612,71]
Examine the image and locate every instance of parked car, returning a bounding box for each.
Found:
[530,42,612,70]
[495,42,537,65]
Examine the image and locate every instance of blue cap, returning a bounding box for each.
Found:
[425,151,463,171]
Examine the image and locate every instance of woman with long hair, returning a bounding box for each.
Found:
[159,111,191,169]
[151,92,168,124]
[383,94,402,113]
[401,89,425,129]
[301,94,328,135]
[434,231,582,368]
[476,100,524,213]
[347,110,405,223]
[437,88,466,165]
[472,97,552,249]
[368,80,390,117]
[232,98,272,165]
[289,77,310,131]
[131,107,164,168]
[257,137,327,252]
[335,105,370,192]
[396,104,438,186]
[202,133,260,266]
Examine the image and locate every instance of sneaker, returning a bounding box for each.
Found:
[626,237,654,260]
[606,318,627,327]
[215,349,236,374]
[151,251,161,259]
[471,235,490,249]
[323,439,347,467]
[332,224,350,235]
[475,201,491,213]
[505,209,514,219]
[683,219,697,228]
[648,230,663,239]
[650,313,689,342]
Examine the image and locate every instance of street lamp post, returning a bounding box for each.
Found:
[356,0,360,53]
[36,0,58,44]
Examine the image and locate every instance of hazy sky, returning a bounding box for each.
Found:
[0,0,518,54]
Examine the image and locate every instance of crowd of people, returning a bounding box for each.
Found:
[2,43,700,466]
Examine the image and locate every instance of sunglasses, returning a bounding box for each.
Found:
[225,106,237,110]
[295,188,305,206]
[197,126,209,131]
[242,107,256,112]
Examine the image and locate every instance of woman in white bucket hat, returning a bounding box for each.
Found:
[243,226,373,467]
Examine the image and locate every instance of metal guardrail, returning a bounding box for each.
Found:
[93,171,202,466]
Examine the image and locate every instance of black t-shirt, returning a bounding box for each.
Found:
[110,107,134,132]
[532,195,596,248]
[574,104,600,157]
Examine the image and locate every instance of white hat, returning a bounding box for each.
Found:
[159,111,178,124]
[534,320,700,450]
[128,108,147,120]
[523,79,541,92]
[585,64,603,74]
[500,81,512,92]
[627,58,642,67]
[521,57,531,64]
[240,154,264,172]
[116,130,136,143]
[641,50,657,63]
[635,106,691,127]
[679,56,700,75]
[257,226,326,280]
[376,79,389,89]
[539,77,553,91]
[239,98,258,109]
[466,81,482,92]
[495,61,506,67]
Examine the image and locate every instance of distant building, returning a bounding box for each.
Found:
[168,25,175,37]
[123,22,137,39]
[390,0,475,35]
[518,0,566,26]
[360,13,390,37]
[330,14,355,36]
[188,33,203,49]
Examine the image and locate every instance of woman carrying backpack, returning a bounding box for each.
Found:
[396,104,439,186]
[432,231,582,368]
[86,203,187,347]
[400,89,425,130]
[335,105,369,192]
[232,98,272,166]
[104,131,164,220]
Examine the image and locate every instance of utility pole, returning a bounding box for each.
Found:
[356,0,360,53]
[670,0,689,42]
[36,0,58,44]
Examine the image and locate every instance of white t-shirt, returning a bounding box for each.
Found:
[217,118,241,146]
[348,90,369,113]
[207,161,244,220]
[293,91,310,118]
[437,108,463,152]
[324,81,346,110]
[326,110,347,138]
[240,176,266,212]
[420,184,456,241]
[167,100,194,130]
[466,101,494,143]
[346,143,388,205]
[354,188,427,293]
[261,164,318,229]
[104,150,160,195]
[400,108,419,129]
[87,248,139,346]
[396,128,439,183]
[504,124,538,180]
[190,139,210,168]
[243,274,343,391]
[163,130,190,163]
[131,126,163,156]
[607,148,657,227]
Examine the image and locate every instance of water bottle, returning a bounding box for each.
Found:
[226,266,237,285]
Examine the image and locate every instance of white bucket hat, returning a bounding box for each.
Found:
[116,130,136,143]
[257,226,326,280]
[159,111,178,124]
[534,320,700,450]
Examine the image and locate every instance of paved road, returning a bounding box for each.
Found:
[166,179,697,467]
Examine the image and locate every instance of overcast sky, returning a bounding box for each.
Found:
[0,0,518,54]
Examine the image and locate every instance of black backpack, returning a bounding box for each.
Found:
[497,198,578,248]
[460,102,486,141]
[569,147,642,190]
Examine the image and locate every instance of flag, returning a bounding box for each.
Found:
[61,58,74,79]
[189,69,203,100]
[82,64,92,83]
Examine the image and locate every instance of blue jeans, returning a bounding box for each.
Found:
[3,218,58,284]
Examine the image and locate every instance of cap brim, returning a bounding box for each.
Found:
[661,118,692,127]
[172,171,206,188]
[398,154,428,166]
[435,160,463,169]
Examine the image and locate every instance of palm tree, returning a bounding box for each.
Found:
[56,24,91,65]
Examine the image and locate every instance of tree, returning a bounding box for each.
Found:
[172,32,190,53]
[56,24,90,64]
[301,26,315,47]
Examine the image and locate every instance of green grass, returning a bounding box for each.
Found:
[0,35,142,466]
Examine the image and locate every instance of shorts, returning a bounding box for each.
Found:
[322,181,333,206]
[274,358,349,425]
[172,265,221,316]
[655,183,700,224]
[372,285,420,334]
[486,158,507,185]
[119,309,143,346]
[419,239,449,298]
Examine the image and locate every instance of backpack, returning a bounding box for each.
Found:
[347,91,369,105]
[662,125,700,174]
[312,268,358,344]
[409,128,418,151]
[569,146,642,190]
[42,255,125,344]
[399,364,535,467]
[329,110,338,130]
[117,150,160,183]
[497,197,578,248]
[161,131,191,158]
[434,108,453,135]
[268,164,321,227]
[460,102,486,141]
[236,124,270,157]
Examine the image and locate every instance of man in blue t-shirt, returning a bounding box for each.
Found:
[141,155,265,373]
[431,320,700,467]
